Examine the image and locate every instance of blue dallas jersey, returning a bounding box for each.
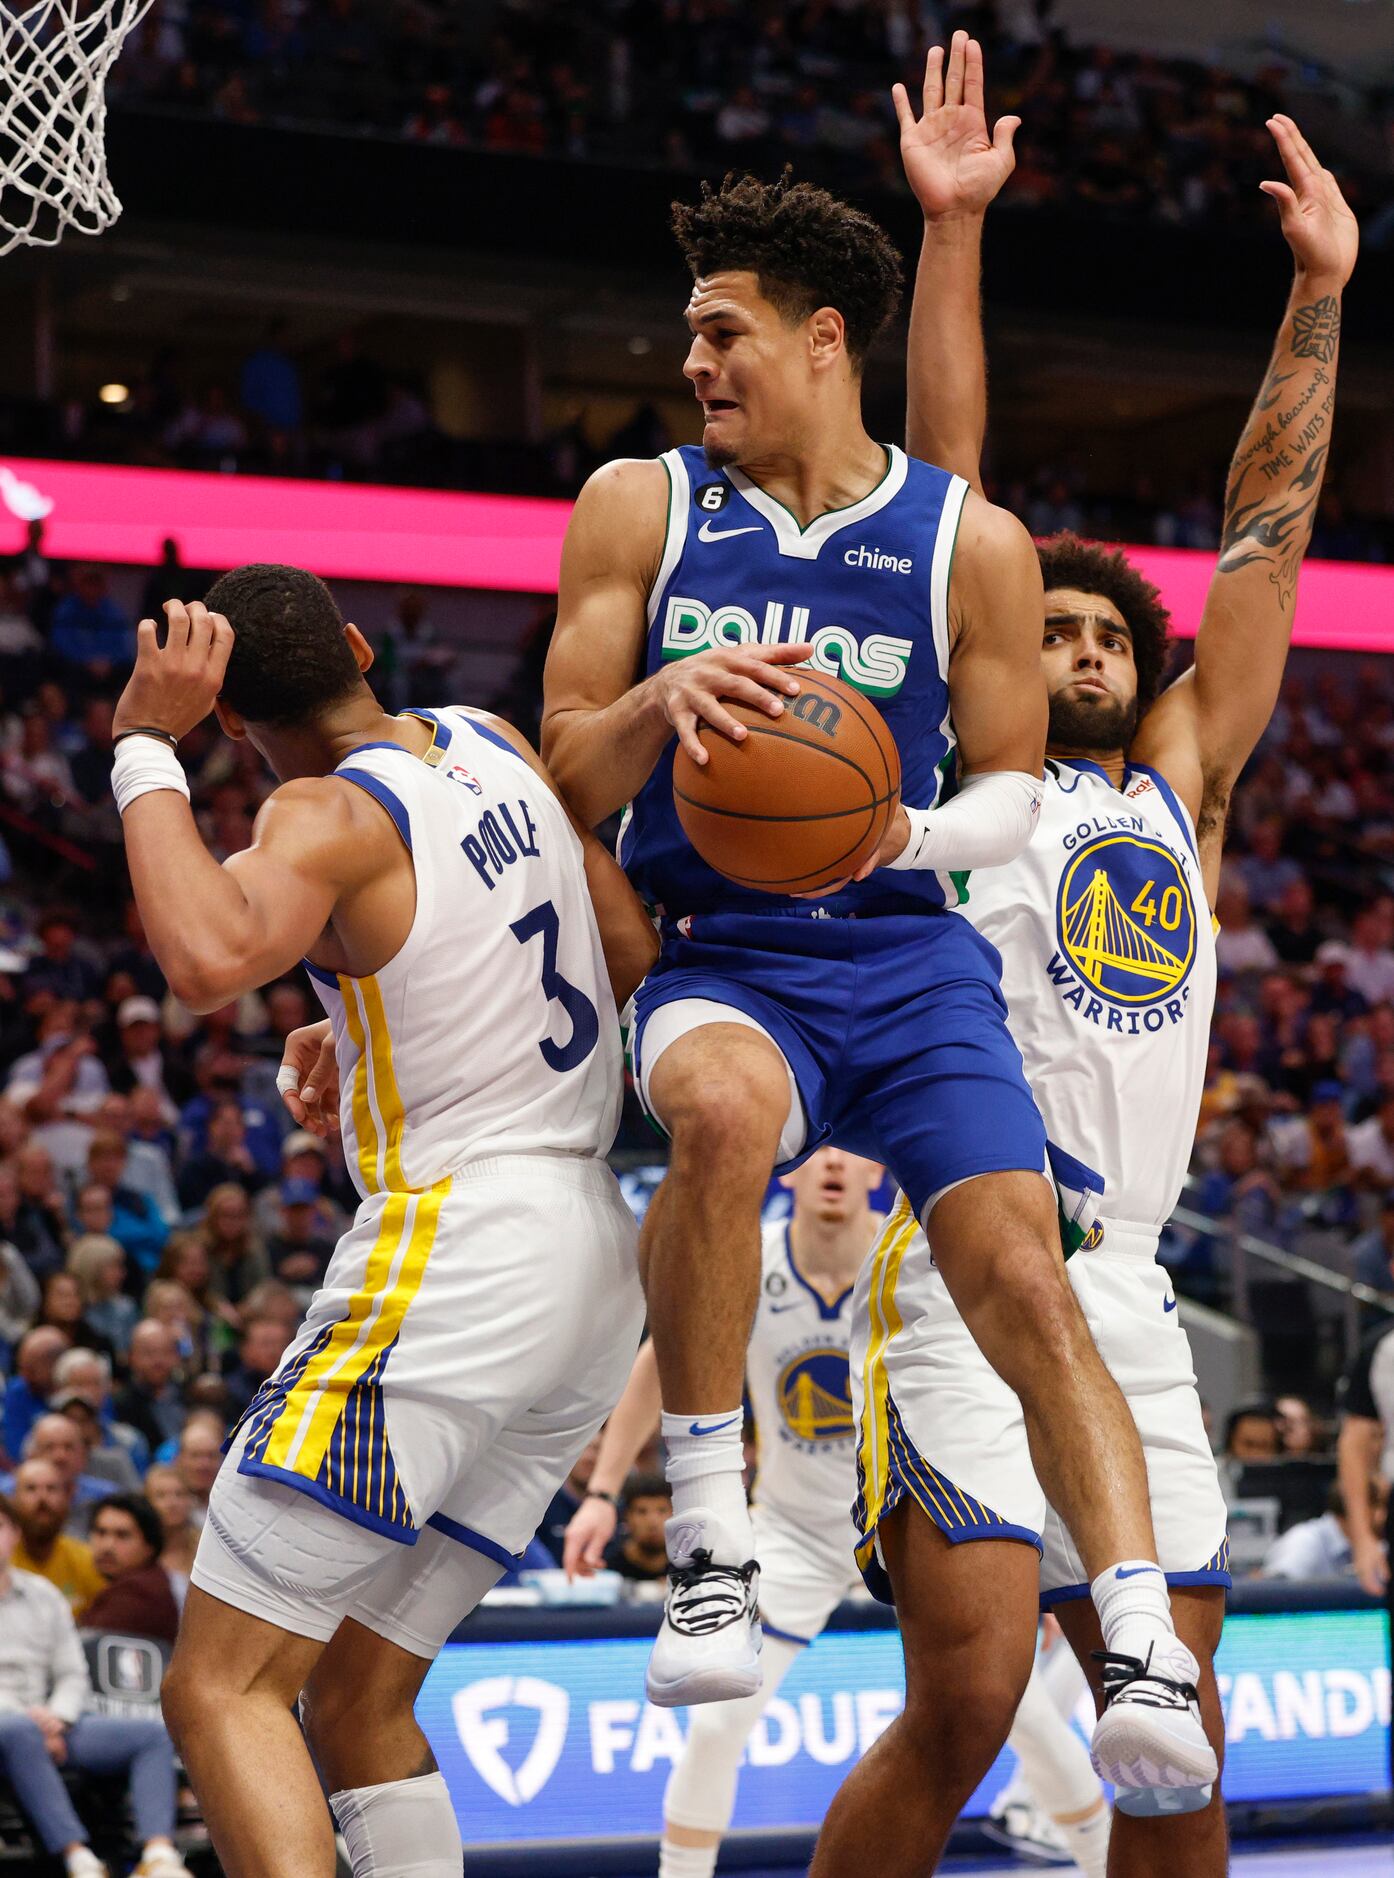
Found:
[619,443,969,919]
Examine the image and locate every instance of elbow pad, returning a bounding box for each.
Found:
[884,769,1043,873]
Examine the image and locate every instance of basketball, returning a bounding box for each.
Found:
[672,669,901,894]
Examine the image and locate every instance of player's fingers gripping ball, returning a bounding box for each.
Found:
[673,669,901,894]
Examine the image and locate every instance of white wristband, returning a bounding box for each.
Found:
[111,734,191,815]
[885,770,1044,872]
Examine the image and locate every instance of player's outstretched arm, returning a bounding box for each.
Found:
[115,602,387,1012]
[1133,117,1357,886]
[543,459,813,827]
[562,1337,662,1579]
[897,31,1017,487]
[465,709,659,1007]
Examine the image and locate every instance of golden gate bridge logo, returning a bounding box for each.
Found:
[777,1349,854,1443]
[1056,834,1195,1005]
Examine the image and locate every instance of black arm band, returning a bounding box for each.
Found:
[113,726,179,750]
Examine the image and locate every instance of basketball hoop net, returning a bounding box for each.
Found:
[0,0,154,256]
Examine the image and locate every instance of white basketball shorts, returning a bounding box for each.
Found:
[754,1501,863,1648]
[192,1152,645,1656]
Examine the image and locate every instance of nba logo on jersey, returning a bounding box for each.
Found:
[446,764,484,795]
[1050,830,1197,1029]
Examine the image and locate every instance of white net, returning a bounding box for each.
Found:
[0,0,154,256]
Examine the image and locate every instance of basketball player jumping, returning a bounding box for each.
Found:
[542,165,1214,1808]
[817,40,1356,1875]
[112,571,656,1878]
[563,1146,882,1878]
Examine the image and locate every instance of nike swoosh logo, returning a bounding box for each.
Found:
[1163,1295,1178,1313]
[769,1302,803,1314]
[1116,1565,1161,1579]
[688,1416,741,1437]
[697,520,761,542]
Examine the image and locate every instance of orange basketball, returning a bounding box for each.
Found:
[673,670,901,895]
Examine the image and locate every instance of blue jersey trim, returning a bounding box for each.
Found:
[336,768,412,851]
[464,717,521,759]
[1125,763,1199,862]
[760,1617,813,1648]
[426,1511,523,1570]
[236,1453,420,1545]
[783,1224,854,1322]
[301,958,338,989]
[1045,1140,1106,1200]
[405,706,454,753]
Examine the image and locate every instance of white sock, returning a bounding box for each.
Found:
[1059,1803,1111,1878]
[660,1408,751,1548]
[1090,1560,1178,1661]
[658,1841,718,1878]
[330,1771,462,1877]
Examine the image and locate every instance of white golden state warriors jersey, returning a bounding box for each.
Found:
[306,707,622,1196]
[962,759,1216,1235]
[748,1219,862,1539]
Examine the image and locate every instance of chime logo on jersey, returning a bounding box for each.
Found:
[1052,831,1197,1018]
[777,1347,855,1448]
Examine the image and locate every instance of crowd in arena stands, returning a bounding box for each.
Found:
[0,525,1389,1605]
[102,0,1391,239]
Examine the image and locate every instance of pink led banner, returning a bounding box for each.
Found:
[2,455,1389,650]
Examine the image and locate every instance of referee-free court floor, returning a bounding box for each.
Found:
[963,1844,1390,1875]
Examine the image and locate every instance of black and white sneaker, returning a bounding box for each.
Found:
[981,1796,1072,1864]
[645,1509,761,1707]
[1089,1641,1218,1817]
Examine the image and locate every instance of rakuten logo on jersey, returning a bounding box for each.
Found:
[843,544,912,574]
[660,595,912,699]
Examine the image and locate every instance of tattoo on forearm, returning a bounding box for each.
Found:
[1257,367,1295,412]
[1291,295,1341,362]
[1218,443,1330,608]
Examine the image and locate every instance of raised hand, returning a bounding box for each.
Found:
[113,599,235,744]
[893,31,1019,221]
[1261,115,1359,291]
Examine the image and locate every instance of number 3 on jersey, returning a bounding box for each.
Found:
[510,900,600,1072]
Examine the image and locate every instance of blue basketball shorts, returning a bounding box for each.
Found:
[630,908,1046,1221]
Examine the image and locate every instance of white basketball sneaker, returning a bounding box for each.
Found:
[982,1796,1073,1865]
[1089,1639,1218,1817]
[645,1507,761,1708]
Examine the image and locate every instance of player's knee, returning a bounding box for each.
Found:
[662,1063,789,1167]
[900,1673,1021,1799]
[161,1649,213,1751]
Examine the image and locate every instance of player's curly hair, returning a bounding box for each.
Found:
[1036,532,1174,714]
[205,563,364,727]
[671,169,902,368]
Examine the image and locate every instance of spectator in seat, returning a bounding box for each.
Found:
[266,1178,333,1295]
[82,1493,180,1644]
[140,1279,205,1375]
[3,1325,70,1462]
[142,1464,199,1578]
[1263,1479,1379,1580]
[1237,815,1304,914]
[112,1322,184,1455]
[7,1458,104,1614]
[253,1128,348,1240]
[67,1234,139,1357]
[1275,1393,1323,1458]
[1266,875,1322,965]
[603,1472,672,1582]
[1219,1398,1281,1506]
[49,564,134,680]
[191,1182,271,1319]
[176,1095,260,1210]
[84,1132,167,1278]
[1349,1093,1394,1188]
[50,1347,145,1477]
[1319,905,1394,1009]
[219,1312,291,1425]
[37,1269,115,1361]
[52,1393,142,1494]
[0,1492,192,1878]
[21,1414,112,1524]
[1214,878,1279,976]
[172,1414,222,1528]
[0,1214,39,1348]
[12,1139,73,1276]
[24,914,100,1005]
[104,997,189,1116]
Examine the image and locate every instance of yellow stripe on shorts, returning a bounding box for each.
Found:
[261,1177,451,1480]
[856,1192,917,1536]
